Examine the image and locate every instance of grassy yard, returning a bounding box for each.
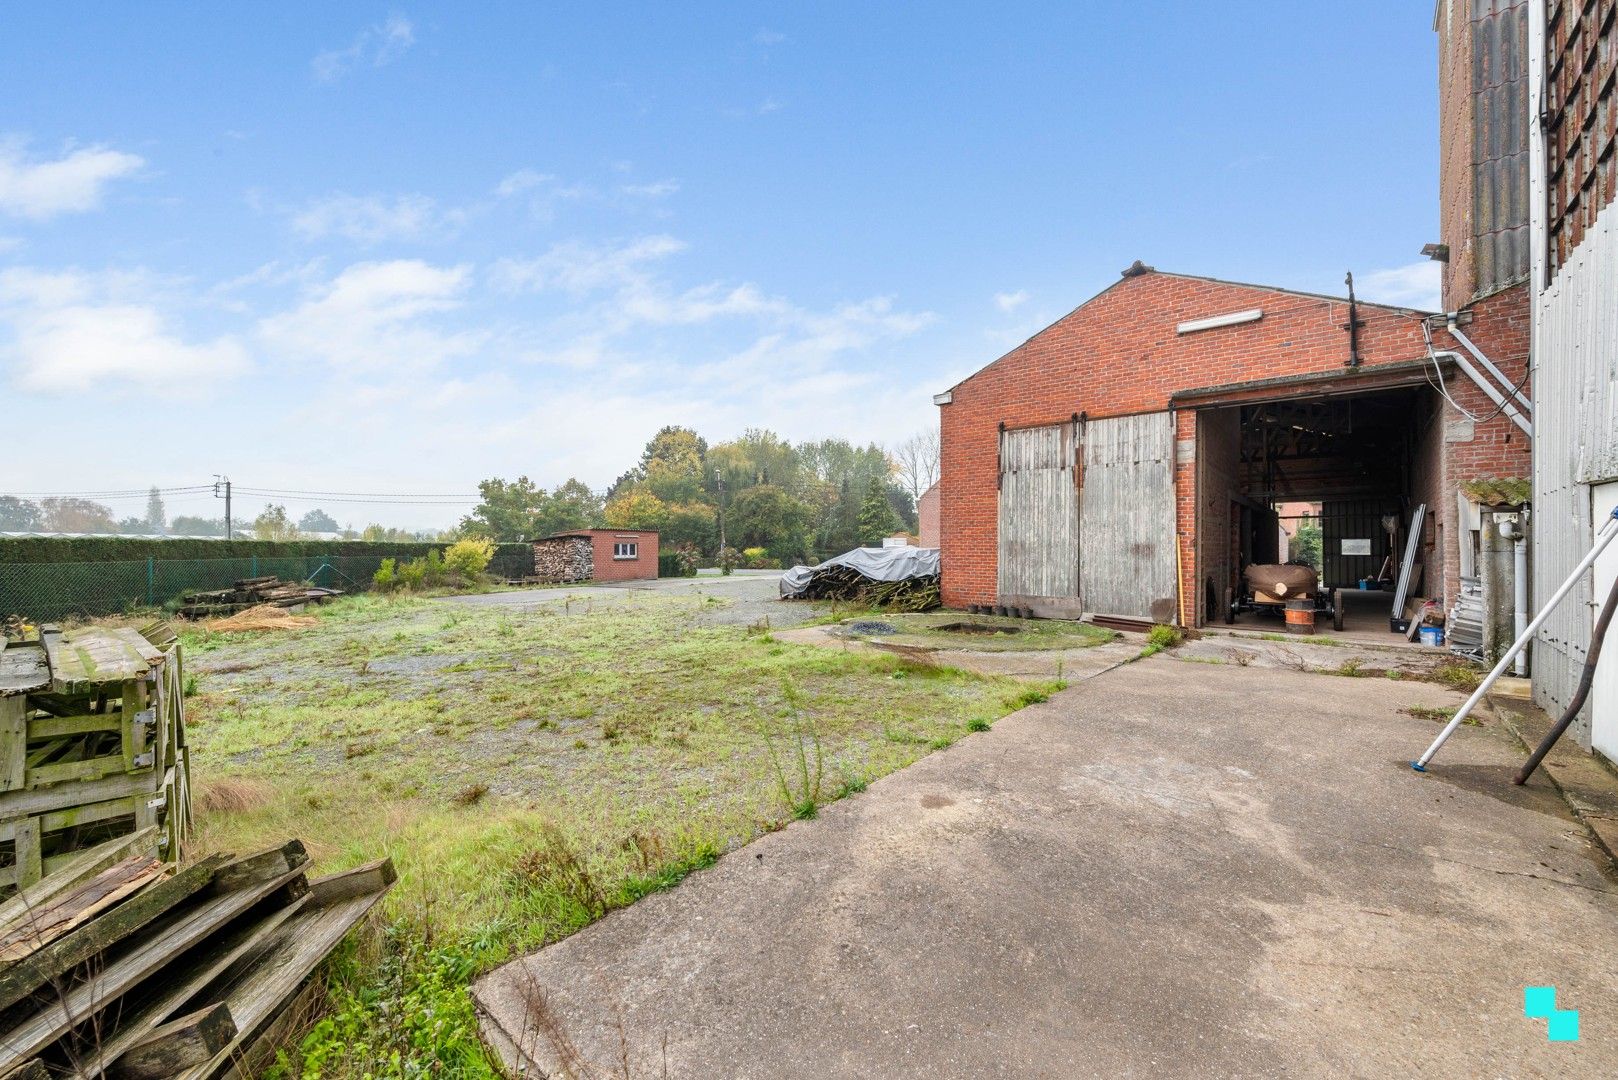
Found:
[176,586,1061,1076]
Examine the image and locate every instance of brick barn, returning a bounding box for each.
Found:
[934,263,1529,633]
[531,529,659,584]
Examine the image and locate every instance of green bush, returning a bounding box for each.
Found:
[1146,624,1184,649]
[443,537,495,580]
[373,559,397,590]
[658,548,699,578]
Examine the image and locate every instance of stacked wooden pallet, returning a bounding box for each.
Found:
[0,836,394,1077]
[1,623,189,897]
[177,579,341,620]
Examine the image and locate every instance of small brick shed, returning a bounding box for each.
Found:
[531,530,659,584]
[935,265,1530,627]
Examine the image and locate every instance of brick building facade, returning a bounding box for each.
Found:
[935,266,1528,627]
[531,529,658,584]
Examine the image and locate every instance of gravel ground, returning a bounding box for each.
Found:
[435,573,831,628]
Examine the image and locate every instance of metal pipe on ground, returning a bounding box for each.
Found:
[1513,570,1618,785]
[1412,506,1618,772]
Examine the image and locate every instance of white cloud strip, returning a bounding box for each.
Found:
[0,141,144,221]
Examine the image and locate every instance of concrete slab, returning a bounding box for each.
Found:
[476,660,1618,1078]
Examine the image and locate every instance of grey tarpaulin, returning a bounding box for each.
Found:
[780,547,940,598]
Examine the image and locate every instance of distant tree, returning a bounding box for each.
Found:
[39,497,118,534]
[118,516,151,534]
[638,426,708,505]
[1290,517,1323,571]
[144,486,166,533]
[0,496,42,531]
[858,476,902,545]
[729,484,810,557]
[170,514,226,536]
[604,490,670,531]
[885,483,917,531]
[298,508,339,533]
[460,476,601,541]
[661,502,718,554]
[252,504,299,540]
[892,429,940,504]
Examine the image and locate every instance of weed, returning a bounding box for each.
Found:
[1404,704,1460,721]
[452,782,489,806]
[1138,644,1163,659]
[1433,662,1483,692]
[762,680,823,820]
[616,843,719,904]
[966,717,992,732]
[1384,669,1405,680]
[182,674,199,697]
[1337,658,1365,678]
[836,775,869,798]
[1147,624,1184,649]
[927,735,956,750]
[511,825,608,918]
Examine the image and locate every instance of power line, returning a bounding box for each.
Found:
[0,485,214,499]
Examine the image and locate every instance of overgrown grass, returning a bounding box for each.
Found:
[1431,662,1484,692]
[183,590,1048,1077]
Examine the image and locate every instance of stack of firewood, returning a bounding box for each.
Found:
[0,834,393,1078]
[178,578,341,620]
[792,566,942,611]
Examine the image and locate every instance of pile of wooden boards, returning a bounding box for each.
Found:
[791,566,942,611]
[0,833,394,1078]
[2,623,189,897]
[177,579,341,620]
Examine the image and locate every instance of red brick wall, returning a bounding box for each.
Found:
[587,530,659,581]
[918,483,941,548]
[937,270,1529,619]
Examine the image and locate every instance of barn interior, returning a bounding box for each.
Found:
[1194,382,1444,638]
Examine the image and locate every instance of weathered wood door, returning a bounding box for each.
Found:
[997,424,1079,611]
[1078,412,1178,620]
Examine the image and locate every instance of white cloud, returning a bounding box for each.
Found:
[754,29,785,46]
[490,235,685,295]
[492,169,593,221]
[291,192,462,243]
[312,14,416,83]
[620,179,679,199]
[0,268,248,393]
[258,259,481,370]
[0,141,144,220]
[494,169,552,198]
[993,289,1029,313]
[1356,262,1442,311]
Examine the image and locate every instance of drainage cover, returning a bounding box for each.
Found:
[847,620,898,635]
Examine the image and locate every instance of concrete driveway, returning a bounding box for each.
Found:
[475,657,1618,1077]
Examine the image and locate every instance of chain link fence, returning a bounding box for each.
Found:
[1,547,536,623]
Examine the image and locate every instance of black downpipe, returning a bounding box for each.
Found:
[1513,572,1618,785]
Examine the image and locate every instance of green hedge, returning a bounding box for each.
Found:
[657,551,699,578]
[0,536,527,565]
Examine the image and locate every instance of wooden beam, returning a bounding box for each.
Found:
[0,855,164,962]
[0,828,160,934]
[107,1003,237,1080]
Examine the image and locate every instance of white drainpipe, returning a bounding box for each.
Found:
[1430,350,1534,436]
[1446,319,1533,415]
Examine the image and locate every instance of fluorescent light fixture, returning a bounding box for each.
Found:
[1176,308,1263,335]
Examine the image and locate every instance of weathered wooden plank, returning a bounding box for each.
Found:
[46,628,162,696]
[172,859,396,1080]
[0,854,225,1013]
[11,820,40,892]
[108,1003,238,1080]
[997,424,1080,602]
[26,713,122,740]
[0,1059,48,1080]
[41,793,145,841]
[210,840,309,896]
[0,769,154,820]
[0,696,25,794]
[79,891,312,1078]
[0,855,163,962]
[27,753,131,790]
[1079,411,1179,621]
[216,978,323,1080]
[0,642,49,697]
[0,828,159,934]
[0,860,307,1070]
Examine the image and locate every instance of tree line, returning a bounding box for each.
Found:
[459,426,939,564]
[1,425,941,563]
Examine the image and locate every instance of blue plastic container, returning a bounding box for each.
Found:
[1419,626,1445,647]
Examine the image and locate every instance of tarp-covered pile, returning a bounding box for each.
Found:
[780,547,941,610]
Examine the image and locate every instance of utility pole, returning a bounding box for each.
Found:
[213,475,232,539]
[716,475,727,551]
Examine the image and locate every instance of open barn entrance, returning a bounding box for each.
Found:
[1194,383,1442,640]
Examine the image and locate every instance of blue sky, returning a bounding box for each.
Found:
[0,3,1443,530]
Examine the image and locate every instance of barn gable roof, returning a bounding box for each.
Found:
[941,263,1435,397]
